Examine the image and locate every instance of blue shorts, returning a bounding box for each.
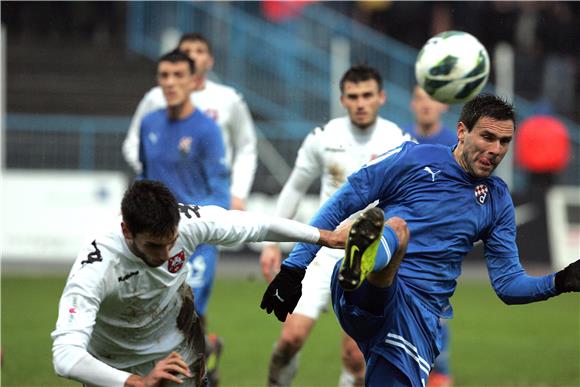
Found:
[331,259,442,387]
[186,244,219,317]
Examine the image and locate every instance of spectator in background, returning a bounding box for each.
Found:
[515,115,571,263]
[123,33,258,211]
[407,85,455,146]
[132,49,229,386]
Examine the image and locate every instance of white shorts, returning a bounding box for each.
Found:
[293,246,344,319]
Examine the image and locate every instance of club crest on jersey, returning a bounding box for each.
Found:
[474,184,488,205]
[178,137,193,156]
[204,108,218,122]
[167,251,186,273]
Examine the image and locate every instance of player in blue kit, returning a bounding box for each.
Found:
[139,49,229,323]
[407,85,455,147]
[261,94,580,386]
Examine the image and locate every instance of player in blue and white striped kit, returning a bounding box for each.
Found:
[139,49,230,322]
[261,94,580,386]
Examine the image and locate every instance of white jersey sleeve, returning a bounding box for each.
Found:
[274,127,323,219]
[227,93,258,200]
[179,205,320,249]
[52,241,131,387]
[122,87,167,174]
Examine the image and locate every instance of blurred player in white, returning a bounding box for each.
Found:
[260,64,413,387]
[123,32,257,211]
[52,180,347,387]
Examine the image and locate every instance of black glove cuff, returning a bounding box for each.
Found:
[279,265,306,283]
[555,270,567,293]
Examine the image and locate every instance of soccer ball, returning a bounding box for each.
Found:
[415,31,490,104]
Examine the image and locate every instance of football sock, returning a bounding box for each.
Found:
[338,366,364,387]
[268,345,299,387]
[372,225,399,272]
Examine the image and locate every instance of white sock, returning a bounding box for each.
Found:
[268,345,300,387]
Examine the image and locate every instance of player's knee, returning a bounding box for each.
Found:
[386,217,409,250]
[341,348,365,374]
[279,331,306,353]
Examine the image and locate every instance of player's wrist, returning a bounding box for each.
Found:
[124,375,144,387]
[263,241,280,248]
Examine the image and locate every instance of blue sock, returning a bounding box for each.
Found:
[372,225,399,272]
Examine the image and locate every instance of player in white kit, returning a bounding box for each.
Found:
[51,180,347,387]
[260,65,413,387]
[122,33,257,211]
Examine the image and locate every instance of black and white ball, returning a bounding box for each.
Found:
[415,31,490,104]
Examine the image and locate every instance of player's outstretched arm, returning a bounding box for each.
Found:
[555,259,580,293]
[124,352,192,387]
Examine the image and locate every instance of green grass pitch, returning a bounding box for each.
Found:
[1,275,578,386]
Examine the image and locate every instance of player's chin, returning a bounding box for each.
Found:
[474,166,494,178]
[144,258,166,268]
[354,119,373,129]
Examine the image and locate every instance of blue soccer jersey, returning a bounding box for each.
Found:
[284,142,558,318]
[139,108,230,209]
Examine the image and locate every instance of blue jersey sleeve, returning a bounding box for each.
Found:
[484,184,558,304]
[283,143,411,270]
[200,122,230,209]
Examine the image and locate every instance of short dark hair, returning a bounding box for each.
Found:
[340,64,383,93]
[121,180,180,237]
[178,32,212,55]
[459,94,516,131]
[158,49,195,74]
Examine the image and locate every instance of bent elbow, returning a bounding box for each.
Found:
[52,343,76,378]
[497,293,517,305]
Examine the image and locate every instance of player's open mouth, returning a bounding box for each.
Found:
[479,158,495,169]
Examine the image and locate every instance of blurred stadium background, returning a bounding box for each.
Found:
[1,2,578,386]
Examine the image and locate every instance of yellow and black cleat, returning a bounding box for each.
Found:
[338,207,385,291]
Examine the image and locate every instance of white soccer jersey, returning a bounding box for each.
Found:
[122,79,258,200]
[52,205,319,387]
[275,116,413,219]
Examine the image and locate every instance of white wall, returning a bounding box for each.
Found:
[1,170,127,262]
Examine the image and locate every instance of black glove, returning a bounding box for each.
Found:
[260,265,306,322]
[555,259,580,293]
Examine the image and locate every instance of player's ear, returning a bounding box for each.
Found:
[121,222,133,240]
[207,54,215,71]
[379,89,386,105]
[457,122,467,143]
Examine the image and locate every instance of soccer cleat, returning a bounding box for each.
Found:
[205,334,224,387]
[338,207,385,291]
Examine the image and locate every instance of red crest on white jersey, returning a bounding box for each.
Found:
[167,251,186,273]
[474,184,488,205]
